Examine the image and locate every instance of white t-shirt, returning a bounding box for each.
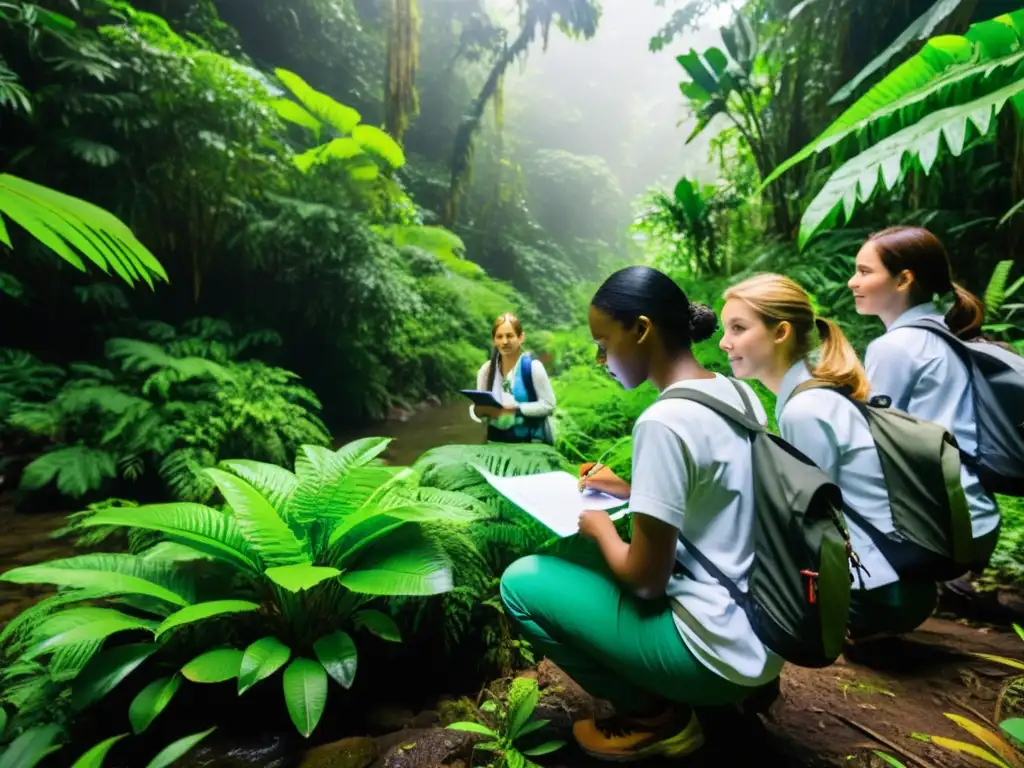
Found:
[775,361,899,590]
[865,303,999,539]
[628,374,784,688]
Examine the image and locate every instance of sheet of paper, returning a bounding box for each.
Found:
[473,465,629,538]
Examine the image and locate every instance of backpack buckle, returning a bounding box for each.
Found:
[799,570,819,604]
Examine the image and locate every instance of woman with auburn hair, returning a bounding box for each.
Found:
[720,273,938,639]
[848,227,1000,573]
[468,311,556,444]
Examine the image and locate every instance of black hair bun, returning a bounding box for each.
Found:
[688,302,718,343]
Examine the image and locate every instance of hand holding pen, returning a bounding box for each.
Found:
[577,462,631,499]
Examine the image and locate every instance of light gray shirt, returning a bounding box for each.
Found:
[775,361,899,590]
[864,302,999,538]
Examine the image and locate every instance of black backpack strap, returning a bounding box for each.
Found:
[903,319,976,370]
[677,533,748,607]
[656,379,764,434]
[521,353,537,402]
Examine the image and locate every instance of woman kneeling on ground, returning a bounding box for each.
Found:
[499,266,783,762]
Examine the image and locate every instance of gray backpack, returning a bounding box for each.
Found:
[789,380,973,581]
[908,319,1024,497]
[657,379,856,668]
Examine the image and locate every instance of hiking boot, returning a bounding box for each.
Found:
[572,706,704,762]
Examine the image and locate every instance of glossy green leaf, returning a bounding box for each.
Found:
[447,722,497,737]
[1000,718,1024,748]
[129,675,182,733]
[0,173,166,287]
[145,727,216,768]
[70,734,128,768]
[314,631,357,689]
[353,609,401,642]
[282,658,328,738]
[265,563,340,592]
[799,77,1024,248]
[0,724,62,768]
[71,642,158,712]
[78,503,260,574]
[269,98,321,140]
[238,637,292,695]
[155,599,260,639]
[829,0,967,105]
[522,740,565,756]
[218,460,298,513]
[1,554,193,607]
[205,468,309,567]
[352,124,405,167]
[275,68,360,134]
[181,649,244,683]
[339,535,452,597]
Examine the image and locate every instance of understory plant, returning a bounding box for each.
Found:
[448,676,565,768]
[4,318,330,502]
[874,624,1024,767]
[0,437,481,740]
[0,721,214,768]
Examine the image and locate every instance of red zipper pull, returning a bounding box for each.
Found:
[800,570,819,604]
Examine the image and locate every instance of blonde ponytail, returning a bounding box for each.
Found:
[812,317,870,401]
[724,273,870,401]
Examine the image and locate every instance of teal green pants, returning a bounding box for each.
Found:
[847,580,937,639]
[499,549,751,715]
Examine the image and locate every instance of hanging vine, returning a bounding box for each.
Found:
[385,0,421,143]
[443,0,600,227]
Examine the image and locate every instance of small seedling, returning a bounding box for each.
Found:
[447,676,564,768]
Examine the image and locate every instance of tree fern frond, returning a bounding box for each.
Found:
[218,459,298,513]
[19,446,117,497]
[985,260,1015,318]
[414,443,568,495]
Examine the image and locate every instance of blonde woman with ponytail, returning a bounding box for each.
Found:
[720,273,937,639]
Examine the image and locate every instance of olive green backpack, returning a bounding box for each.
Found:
[788,380,973,581]
[658,379,856,669]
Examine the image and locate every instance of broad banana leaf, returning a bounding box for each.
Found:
[829,0,967,106]
[767,10,1024,187]
[799,76,1024,248]
[0,173,166,287]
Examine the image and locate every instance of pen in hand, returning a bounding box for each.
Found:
[577,462,605,492]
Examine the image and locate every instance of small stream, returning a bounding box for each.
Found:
[0,401,483,624]
[335,400,485,465]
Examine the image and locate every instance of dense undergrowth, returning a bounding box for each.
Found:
[2,0,1024,765]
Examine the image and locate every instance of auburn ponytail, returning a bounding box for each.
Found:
[946,281,985,340]
[866,227,986,340]
[725,274,870,401]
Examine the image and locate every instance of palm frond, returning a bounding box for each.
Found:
[0,173,166,288]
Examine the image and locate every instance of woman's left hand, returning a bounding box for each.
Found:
[578,509,615,542]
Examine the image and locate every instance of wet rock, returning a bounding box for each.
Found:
[299,737,378,768]
[173,732,295,768]
[532,658,594,733]
[376,727,483,768]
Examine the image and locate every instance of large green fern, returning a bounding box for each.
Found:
[0,438,482,740]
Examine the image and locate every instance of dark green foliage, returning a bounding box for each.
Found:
[3,319,330,503]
